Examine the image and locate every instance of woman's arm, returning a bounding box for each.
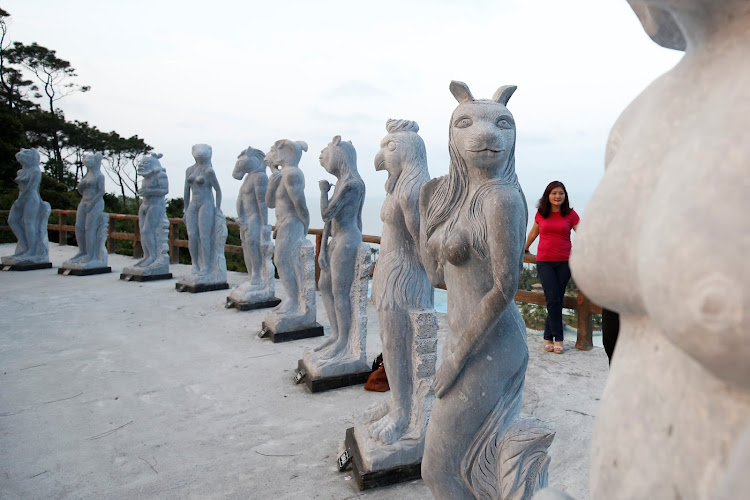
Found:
[184,167,192,213]
[418,177,445,287]
[87,174,106,213]
[434,192,523,398]
[524,222,539,253]
[209,169,222,209]
[321,181,359,223]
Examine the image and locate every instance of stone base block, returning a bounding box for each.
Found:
[58,266,111,276]
[295,359,371,393]
[261,322,324,344]
[1,262,52,271]
[120,273,173,282]
[343,427,422,490]
[226,297,282,311]
[175,282,229,293]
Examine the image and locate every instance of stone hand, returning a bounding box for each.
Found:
[434,351,465,398]
[319,180,331,193]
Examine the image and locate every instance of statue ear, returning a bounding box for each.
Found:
[296,140,308,152]
[155,153,163,159]
[332,135,341,146]
[95,152,103,161]
[280,139,294,152]
[449,81,474,104]
[492,85,517,106]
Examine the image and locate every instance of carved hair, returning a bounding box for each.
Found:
[239,146,266,172]
[326,136,365,232]
[18,148,41,165]
[385,119,429,208]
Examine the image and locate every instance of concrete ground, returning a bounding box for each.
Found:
[0,243,609,499]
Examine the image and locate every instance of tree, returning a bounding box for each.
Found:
[10,41,90,181]
[0,9,38,113]
[101,132,152,200]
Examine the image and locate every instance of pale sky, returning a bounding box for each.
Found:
[3,0,681,238]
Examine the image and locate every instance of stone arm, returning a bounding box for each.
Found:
[266,171,281,209]
[320,181,360,223]
[283,169,309,234]
[184,167,192,213]
[17,167,41,194]
[140,172,169,198]
[433,192,524,398]
[87,173,106,213]
[254,174,269,226]
[208,169,222,209]
[418,177,446,287]
[401,187,422,247]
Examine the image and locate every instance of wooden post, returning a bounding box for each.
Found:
[169,221,179,264]
[315,232,322,289]
[58,211,67,246]
[575,293,594,351]
[133,217,143,258]
[107,218,116,254]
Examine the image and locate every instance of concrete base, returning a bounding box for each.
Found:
[120,273,173,282]
[58,266,111,276]
[295,359,371,393]
[226,297,281,311]
[1,262,52,271]
[262,321,324,344]
[343,427,422,490]
[175,282,229,293]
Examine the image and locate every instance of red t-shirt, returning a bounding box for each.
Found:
[535,209,579,261]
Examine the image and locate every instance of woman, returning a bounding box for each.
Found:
[69,152,106,265]
[421,82,552,499]
[524,181,579,354]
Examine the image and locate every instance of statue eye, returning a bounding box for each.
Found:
[387,141,396,151]
[497,119,512,129]
[455,117,473,129]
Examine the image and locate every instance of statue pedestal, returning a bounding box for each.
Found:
[341,427,422,490]
[120,272,173,282]
[1,262,52,271]
[226,297,281,311]
[294,358,370,393]
[58,266,111,276]
[259,321,323,344]
[175,282,229,293]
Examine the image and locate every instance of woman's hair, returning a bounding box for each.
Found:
[537,180,571,218]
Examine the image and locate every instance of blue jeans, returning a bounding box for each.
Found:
[536,261,571,342]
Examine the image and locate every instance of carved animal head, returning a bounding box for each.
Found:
[264,140,308,169]
[449,80,516,177]
[15,148,41,168]
[137,153,164,177]
[191,144,212,161]
[319,135,358,179]
[233,146,266,180]
[374,119,428,194]
[83,152,103,170]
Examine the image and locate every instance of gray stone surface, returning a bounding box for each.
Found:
[353,119,437,470]
[303,136,370,378]
[568,2,750,499]
[420,81,553,499]
[1,148,51,267]
[262,139,317,332]
[178,144,227,287]
[122,153,170,277]
[228,146,276,306]
[62,153,109,270]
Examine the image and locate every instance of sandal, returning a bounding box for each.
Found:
[553,342,564,354]
[544,340,554,353]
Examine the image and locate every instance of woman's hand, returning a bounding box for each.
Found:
[434,350,466,398]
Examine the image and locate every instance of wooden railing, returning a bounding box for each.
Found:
[1,208,600,350]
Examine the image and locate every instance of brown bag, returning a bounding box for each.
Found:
[364,354,389,392]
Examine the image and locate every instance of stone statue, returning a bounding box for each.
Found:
[301,135,370,378]
[121,153,170,280]
[566,2,750,499]
[61,152,109,272]
[262,139,317,334]
[353,119,437,471]
[1,148,51,270]
[227,146,278,309]
[420,81,553,500]
[176,144,228,291]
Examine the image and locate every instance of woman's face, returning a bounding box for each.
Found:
[549,187,566,208]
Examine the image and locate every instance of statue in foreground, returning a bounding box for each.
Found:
[1,148,51,270]
[566,2,750,499]
[300,136,370,383]
[60,152,110,274]
[350,119,437,478]
[227,146,279,310]
[261,139,320,340]
[176,144,228,292]
[121,153,171,280]
[420,82,553,500]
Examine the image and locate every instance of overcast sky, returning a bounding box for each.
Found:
[3,0,681,237]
